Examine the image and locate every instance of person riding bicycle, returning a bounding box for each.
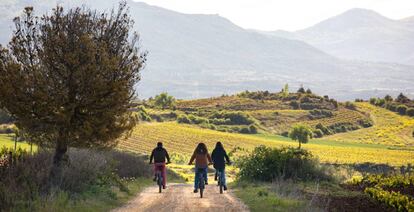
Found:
[149,142,171,189]
[211,142,231,191]
[188,143,212,193]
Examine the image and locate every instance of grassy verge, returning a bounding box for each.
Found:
[45,178,153,212]
[30,167,185,212]
[232,180,390,212]
[231,181,310,212]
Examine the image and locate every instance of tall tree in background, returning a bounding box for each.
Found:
[289,125,313,149]
[154,92,176,110]
[0,2,146,182]
[281,84,289,98]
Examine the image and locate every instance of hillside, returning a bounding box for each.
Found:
[121,94,414,166]
[144,91,372,137]
[267,8,414,66]
[0,1,414,100]
[117,122,413,166]
[325,103,414,147]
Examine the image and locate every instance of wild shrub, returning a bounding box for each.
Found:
[397,105,408,115]
[290,100,300,109]
[137,106,152,122]
[153,93,176,110]
[374,98,386,107]
[281,131,289,137]
[177,114,191,124]
[0,149,150,211]
[308,109,333,119]
[248,125,258,134]
[210,118,232,125]
[406,108,414,117]
[237,146,331,182]
[315,123,332,135]
[313,129,324,138]
[209,111,254,125]
[369,98,377,105]
[300,96,311,103]
[358,119,373,128]
[187,115,209,124]
[107,151,151,178]
[328,122,359,133]
[151,114,164,122]
[385,103,397,112]
[345,101,357,110]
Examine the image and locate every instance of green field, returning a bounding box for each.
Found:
[118,121,413,166]
[0,134,35,151]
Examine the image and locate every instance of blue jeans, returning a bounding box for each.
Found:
[216,168,226,186]
[194,167,208,189]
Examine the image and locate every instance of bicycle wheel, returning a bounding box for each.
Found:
[218,171,223,194]
[199,176,205,198]
[219,182,223,194]
[157,173,162,193]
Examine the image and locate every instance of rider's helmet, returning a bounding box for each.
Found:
[157,142,163,148]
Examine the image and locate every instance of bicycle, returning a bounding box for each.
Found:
[215,162,230,194]
[197,167,206,198]
[217,169,224,194]
[156,170,164,193]
[152,162,169,193]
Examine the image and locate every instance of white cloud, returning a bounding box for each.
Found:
[133,0,414,31]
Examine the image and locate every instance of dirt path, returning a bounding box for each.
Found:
[113,183,249,212]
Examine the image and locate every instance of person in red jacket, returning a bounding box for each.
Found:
[189,142,212,193]
[149,142,171,189]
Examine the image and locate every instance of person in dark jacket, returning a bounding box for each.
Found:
[211,142,231,190]
[149,142,171,189]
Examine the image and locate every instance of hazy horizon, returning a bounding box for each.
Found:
[133,0,414,31]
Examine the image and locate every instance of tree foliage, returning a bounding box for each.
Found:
[396,93,410,103]
[397,105,408,115]
[289,125,313,149]
[281,83,289,98]
[0,3,146,172]
[154,92,176,109]
[0,108,13,124]
[297,86,306,93]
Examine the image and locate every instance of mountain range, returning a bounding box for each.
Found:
[266,8,414,66]
[0,1,413,100]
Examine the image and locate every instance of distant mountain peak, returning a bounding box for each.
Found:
[304,8,392,32]
[341,8,384,17]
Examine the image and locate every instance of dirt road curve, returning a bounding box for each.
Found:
[113,183,249,212]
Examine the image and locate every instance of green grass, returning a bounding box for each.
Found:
[232,182,309,212]
[0,134,36,151]
[249,133,398,150]
[29,178,152,212]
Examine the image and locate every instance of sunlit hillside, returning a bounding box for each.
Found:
[118,122,413,166]
[325,102,414,147]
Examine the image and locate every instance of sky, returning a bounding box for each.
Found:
[133,0,414,31]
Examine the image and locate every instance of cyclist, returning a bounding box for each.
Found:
[211,142,231,191]
[188,142,212,193]
[149,142,171,189]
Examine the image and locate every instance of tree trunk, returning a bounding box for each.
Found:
[49,140,68,187]
[298,142,301,149]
